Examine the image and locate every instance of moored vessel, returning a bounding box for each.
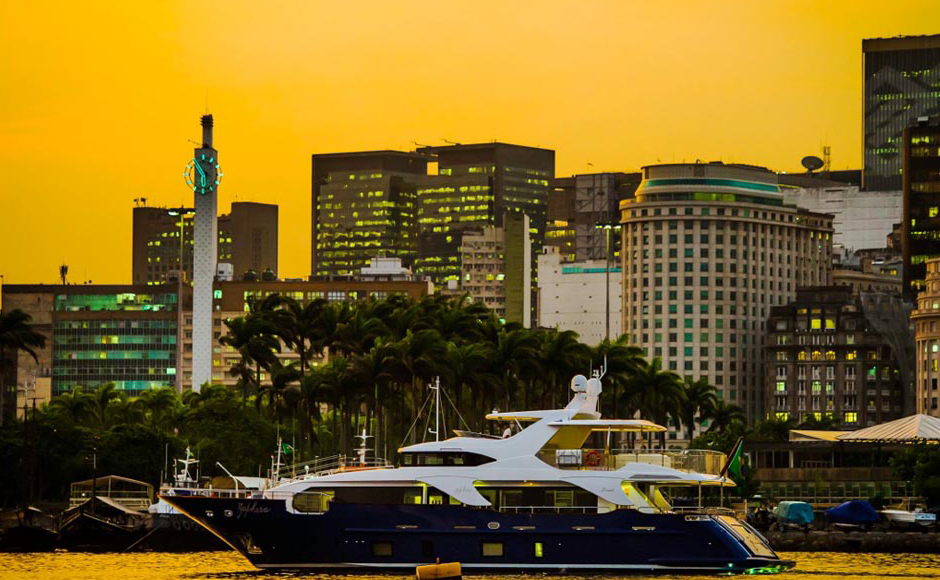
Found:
[164,370,793,574]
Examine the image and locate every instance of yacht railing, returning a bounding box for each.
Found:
[277,454,393,481]
[498,505,598,515]
[540,448,727,475]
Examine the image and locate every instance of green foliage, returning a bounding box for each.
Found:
[5,294,759,508]
[890,444,940,506]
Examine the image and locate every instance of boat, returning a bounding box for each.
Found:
[824,500,879,531]
[881,499,937,530]
[0,507,58,552]
[163,370,793,574]
[772,501,813,532]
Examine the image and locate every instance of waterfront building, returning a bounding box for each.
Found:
[133,202,278,284]
[765,286,905,428]
[537,246,622,345]
[911,256,940,417]
[310,151,427,279]
[620,162,834,422]
[863,35,940,191]
[358,256,415,281]
[780,186,901,253]
[414,143,553,320]
[902,116,940,297]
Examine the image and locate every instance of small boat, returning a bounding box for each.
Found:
[881,499,937,530]
[0,507,58,552]
[772,501,813,532]
[164,369,794,574]
[824,500,880,531]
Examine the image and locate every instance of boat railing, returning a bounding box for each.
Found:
[671,506,737,517]
[498,505,598,515]
[69,490,152,511]
[540,448,727,475]
[277,454,393,481]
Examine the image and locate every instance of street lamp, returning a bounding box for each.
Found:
[595,222,622,341]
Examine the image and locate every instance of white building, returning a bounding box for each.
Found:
[781,186,901,251]
[537,247,622,345]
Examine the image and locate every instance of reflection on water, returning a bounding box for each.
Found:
[2,552,940,580]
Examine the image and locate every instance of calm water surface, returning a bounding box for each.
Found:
[1,552,939,580]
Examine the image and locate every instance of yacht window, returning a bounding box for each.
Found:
[534,542,544,558]
[292,490,334,513]
[481,542,504,557]
[400,452,495,467]
[372,542,393,557]
[404,488,423,504]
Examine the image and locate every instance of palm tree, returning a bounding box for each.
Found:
[592,335,644,418]
[679,377,718,443]
[0,309,46,425]
[136,387,182,433]
[258,360,301,424]
[492,328,539,410]
[221,314,281,400]
[707,400,746,433]
[270,296,328,377]
[538,330,591,409]
[90,382,121,428]
[389,329,447,444]
[623,357,683,449]
[48,386,94,425]
[441,341,499,430]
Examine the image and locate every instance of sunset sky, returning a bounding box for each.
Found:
[2,0,939,287]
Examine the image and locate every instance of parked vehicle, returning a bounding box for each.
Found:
[881,499,937,531]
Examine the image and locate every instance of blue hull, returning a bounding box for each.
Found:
[164,495,791,574]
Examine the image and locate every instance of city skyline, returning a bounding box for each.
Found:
[2,1,940,286]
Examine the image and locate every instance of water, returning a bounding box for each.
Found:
[1,552,939,580]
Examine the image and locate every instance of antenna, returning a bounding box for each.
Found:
[59,264,68,285]
[822,146,831,173]
[442,138,462,145]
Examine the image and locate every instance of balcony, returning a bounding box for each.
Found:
[539,449,728,476]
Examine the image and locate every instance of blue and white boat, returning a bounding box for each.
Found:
[164,371,792,574]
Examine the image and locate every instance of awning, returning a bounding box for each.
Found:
[836,414,940,442]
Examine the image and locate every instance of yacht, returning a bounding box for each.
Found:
[163,372,792,574]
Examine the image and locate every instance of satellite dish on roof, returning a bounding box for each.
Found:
[801,155,824,173]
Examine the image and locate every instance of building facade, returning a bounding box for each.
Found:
[766,287,905,428]
[310,151,427,279]
[863,35,940,191]
[902,116,940,298]
[620,162,834,421]
[780,186,901,252]
[3,280,432,397]
[912,257,940,417]
[537,247,622,345]
[133,202,278,284]
[2,285,179,397]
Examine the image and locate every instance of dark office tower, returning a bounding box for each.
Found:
[311,151,427,279]
[546,176,577,261]
[902,116,940,297]
[132,202,279,284]
[414,143,554,290]
[863,35,940,191]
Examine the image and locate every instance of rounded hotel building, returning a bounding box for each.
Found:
[620,162,834,428]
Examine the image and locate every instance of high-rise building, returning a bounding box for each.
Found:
[912,257,940,417]
[902,116,940,297]
[765,286,905,428]
[863,35,940,191]
[310,151,427,279]
[546,173,641,264]
[442,213,531,326]
[780,186,901,253]
[132,202,278,284]
[2,284,179,398]
[621,162,833,423]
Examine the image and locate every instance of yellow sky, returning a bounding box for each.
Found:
[1,0,939,287]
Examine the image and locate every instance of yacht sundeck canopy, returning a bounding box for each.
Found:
[547,419,666,432]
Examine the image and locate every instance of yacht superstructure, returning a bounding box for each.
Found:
[164,372,792,573]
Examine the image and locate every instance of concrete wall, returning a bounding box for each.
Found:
[782,186,901,251]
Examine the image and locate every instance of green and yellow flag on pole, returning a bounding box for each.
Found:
[720,436,745,490]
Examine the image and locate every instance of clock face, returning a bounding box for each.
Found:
[184,152,223,195]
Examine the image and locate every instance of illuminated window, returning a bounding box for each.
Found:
[776,381,786,392]
[482,542,504,557]
[775,412,789,421]
[846,351,857,361]
[534,542,544,558]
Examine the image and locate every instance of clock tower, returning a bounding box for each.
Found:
[187,114,222,392]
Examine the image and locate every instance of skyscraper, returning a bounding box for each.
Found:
[414,143,553,324]
[902,115,940,297]
[310,151,427,279]
[133,202,278,284]
[863,35,940,191]
[621,162,833,425]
